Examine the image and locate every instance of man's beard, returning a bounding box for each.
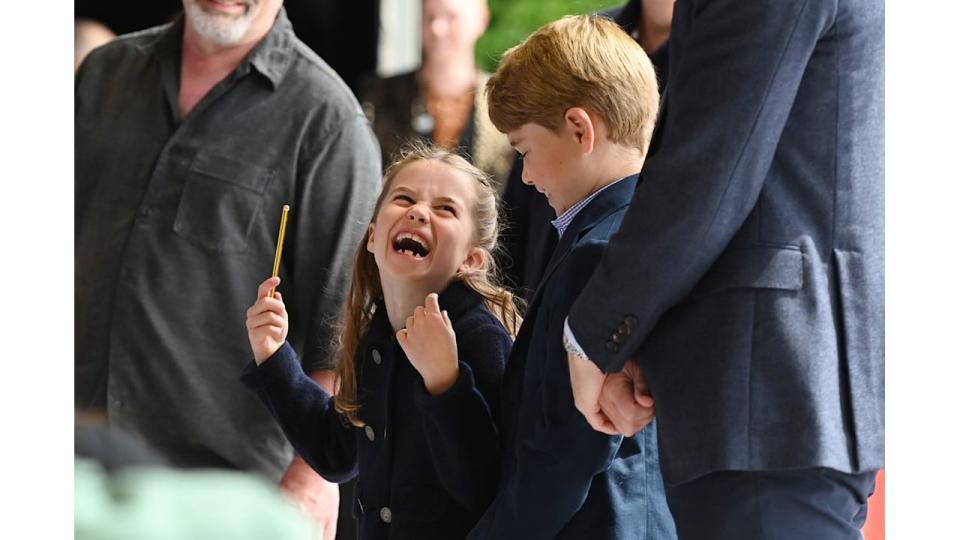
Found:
[184,0,257,45]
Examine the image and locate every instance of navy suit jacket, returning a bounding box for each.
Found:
[471,176,676,539]
[568,0,884,485]
[241,282,511,539]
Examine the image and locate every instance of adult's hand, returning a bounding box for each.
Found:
[598,359,656,436]
[567,352,618,435]
[280,455,338,540]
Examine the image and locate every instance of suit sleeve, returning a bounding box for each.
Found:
[240,342,359,483]
[413,321,510,513]
[288,114,381,373]
[568,0,838,371]
[472,243,622,539]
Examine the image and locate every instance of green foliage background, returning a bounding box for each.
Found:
[476,0,625,72]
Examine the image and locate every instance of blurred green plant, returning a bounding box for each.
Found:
[476,0,625,72]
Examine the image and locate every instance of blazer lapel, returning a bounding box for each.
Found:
[528,174,640,307]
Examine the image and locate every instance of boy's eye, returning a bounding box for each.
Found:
[439,205,457,215]
[394,194,414,204]
[515,150,527,159]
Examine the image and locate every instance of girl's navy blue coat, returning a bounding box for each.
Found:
[241,281,510,539]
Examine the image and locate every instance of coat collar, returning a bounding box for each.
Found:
[530,173,640,305]
[365,280,484,344]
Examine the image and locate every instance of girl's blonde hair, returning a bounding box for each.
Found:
[334,141,523,426]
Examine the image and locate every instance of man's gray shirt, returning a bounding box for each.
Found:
[75,9,381,480]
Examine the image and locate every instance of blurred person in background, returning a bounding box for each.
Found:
[77,458,315,539]
[360,0,514,192]
[74,1,382,538]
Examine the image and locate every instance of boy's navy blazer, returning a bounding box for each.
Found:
[241,281,511,539]
[472,174,675,539]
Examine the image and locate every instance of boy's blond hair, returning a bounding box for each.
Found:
[486,14,660,154]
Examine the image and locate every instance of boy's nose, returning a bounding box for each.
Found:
[521,170,535,186]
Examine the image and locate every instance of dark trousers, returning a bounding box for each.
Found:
[665,468,877,540]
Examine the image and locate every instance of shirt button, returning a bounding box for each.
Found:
[371,349,381,365]
[379,507,392,523]
[606,341,619,352]
[364,425,376,441]
[624,315,639,328]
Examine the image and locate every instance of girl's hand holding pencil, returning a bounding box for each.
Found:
[247,204,291,365]
[397,293,460,396]
[246,276,289,364]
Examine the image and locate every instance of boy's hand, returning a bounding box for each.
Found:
[246,276,289,364]
[396,293,459,395]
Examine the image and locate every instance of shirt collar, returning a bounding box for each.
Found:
[136,7,295,91]
[550,177,628,239]
[246,7,295,89]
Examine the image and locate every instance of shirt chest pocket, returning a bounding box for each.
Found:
[173,151,276,253]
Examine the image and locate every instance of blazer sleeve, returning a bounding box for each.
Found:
[472,242,622,539]
[568,0,839,371]
[413,320,510,514]
[240,342,359,483]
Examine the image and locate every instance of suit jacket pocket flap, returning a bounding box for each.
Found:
[692,243,803,297]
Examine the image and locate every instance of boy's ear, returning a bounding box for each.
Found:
[458,247,486,274]
[564,107,596,154]
[366,222,376,254]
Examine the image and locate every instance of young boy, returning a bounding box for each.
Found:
[469,15,676,539]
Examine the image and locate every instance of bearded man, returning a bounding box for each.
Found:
[75,1,382,537]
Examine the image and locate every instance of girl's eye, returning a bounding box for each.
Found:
[437,205,457,216]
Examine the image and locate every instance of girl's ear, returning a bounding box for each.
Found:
[365,223,376,254]
[564,107,596,154]
[458,247,486,274]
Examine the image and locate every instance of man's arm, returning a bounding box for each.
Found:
[568,0,838,371]
[290,114,381,374]
[281,109,379,538]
